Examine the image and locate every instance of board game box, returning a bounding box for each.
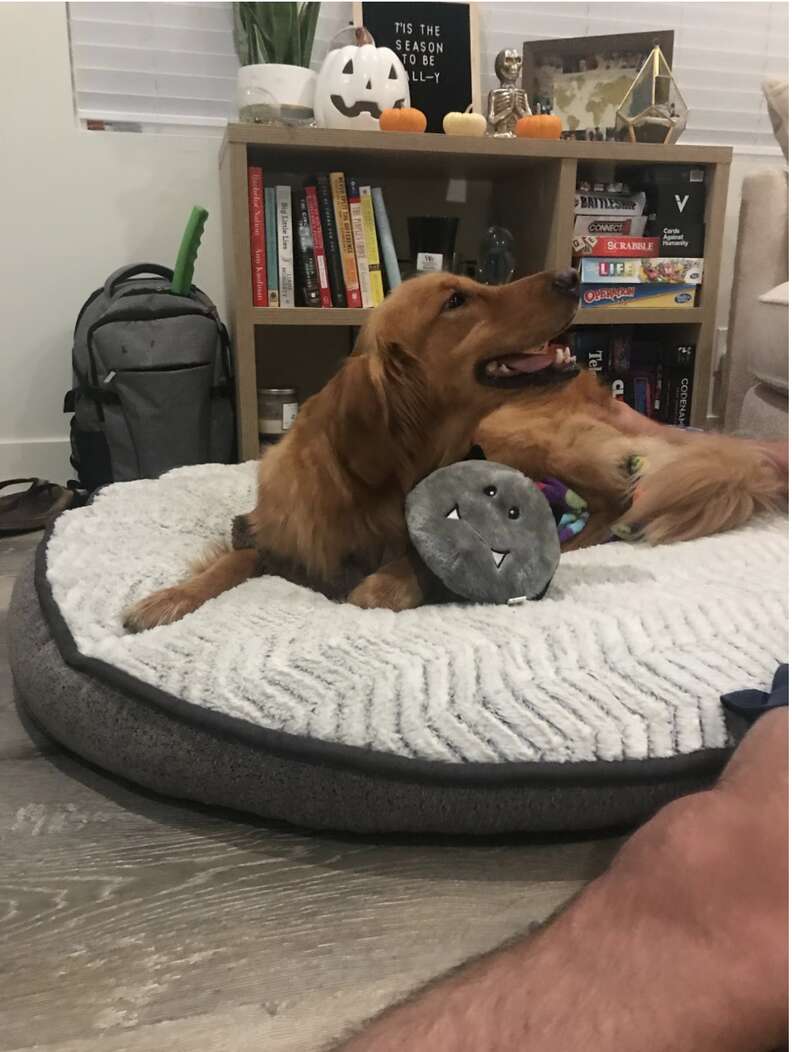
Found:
[572,235,660,258]
[579,284,697,309]
[574,191,646,216]
[579,258,703,285]
[641,166,706,257]
[573,214,648,238]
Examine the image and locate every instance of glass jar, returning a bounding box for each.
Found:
[258,387,299,441]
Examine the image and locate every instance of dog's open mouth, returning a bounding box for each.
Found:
[477,343,578,388]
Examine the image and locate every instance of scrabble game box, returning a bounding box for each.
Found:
[572,235,660,258]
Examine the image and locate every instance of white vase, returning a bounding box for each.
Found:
[237,64,317,125]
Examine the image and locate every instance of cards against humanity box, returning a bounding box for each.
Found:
[579,258,704,285]
[579,284,697,309]
[642,166,706,257]
[572,235,660,258]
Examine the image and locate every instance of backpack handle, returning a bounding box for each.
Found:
[103,263,174,299]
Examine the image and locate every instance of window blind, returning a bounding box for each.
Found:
[482,1,788,153]
[68,1,787,152]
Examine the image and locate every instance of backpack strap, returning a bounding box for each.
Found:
[103,264,174,299]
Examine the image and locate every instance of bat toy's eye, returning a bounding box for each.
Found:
[508,507,520,519]
[484,486,497,497]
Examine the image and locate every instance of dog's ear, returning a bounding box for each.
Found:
[335,328,431,489]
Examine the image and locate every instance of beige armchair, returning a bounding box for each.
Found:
[722,167,788,437]
[722,81,788,439]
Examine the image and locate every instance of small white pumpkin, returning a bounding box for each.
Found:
[443,111,487,136]
[314,43,410,131]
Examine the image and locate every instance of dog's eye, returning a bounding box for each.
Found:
[508,507,520,519]
[484,485,497,497]
[443,291,467,312]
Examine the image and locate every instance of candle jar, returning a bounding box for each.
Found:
[258,387,299,443]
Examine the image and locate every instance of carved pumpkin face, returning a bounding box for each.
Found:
[314,44,410,131]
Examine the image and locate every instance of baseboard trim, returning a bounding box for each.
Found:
[0,439,71,484]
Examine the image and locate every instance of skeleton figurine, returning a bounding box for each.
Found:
[487,49,531,137]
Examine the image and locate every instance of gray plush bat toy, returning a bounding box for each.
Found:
[406,456,560,605]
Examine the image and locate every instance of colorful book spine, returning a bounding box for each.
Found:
[316,174,346,308]
[346,177,372,309]
[372,187,401,292]
[264,187,279,307]
[294,190,321,308]
[304,185,332,308]
[329,172,362,308]
[276,185,294,308]
[247,167,267,307]
[359,185,384,306]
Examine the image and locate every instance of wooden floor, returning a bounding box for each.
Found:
[1,531,622,1051]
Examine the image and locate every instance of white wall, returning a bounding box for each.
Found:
[0,2,787,482]
[0,2,227,483]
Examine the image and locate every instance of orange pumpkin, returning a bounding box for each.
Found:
[515,114,563,140]
[379,107,427,133]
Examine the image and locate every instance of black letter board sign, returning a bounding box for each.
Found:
[353,1,480,133]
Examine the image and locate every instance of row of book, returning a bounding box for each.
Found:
[569,328,695,427]
[247,169,401,309]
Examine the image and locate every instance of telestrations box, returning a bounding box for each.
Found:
[579,284,698,310]
[579,258,703,285]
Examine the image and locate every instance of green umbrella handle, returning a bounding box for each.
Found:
[171,206,209,296]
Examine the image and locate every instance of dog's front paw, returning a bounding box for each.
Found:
[123,587,201,633]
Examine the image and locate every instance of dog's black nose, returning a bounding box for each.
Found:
[552,267,580,297]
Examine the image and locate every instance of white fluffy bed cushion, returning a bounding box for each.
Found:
[45,462,788,766]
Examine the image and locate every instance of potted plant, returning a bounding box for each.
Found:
[234,2,320,124]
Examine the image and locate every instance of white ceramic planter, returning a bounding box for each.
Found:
[237,63,317,124]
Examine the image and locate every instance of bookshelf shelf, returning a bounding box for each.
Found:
[251,307,370,327]
[573,307,704,327]
[221,125,731,460]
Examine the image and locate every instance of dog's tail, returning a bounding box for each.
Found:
[614,437,786,544]
[123,544,258,633]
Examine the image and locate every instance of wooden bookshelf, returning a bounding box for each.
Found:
[220,125,731,461]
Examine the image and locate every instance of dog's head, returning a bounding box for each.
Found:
[334,270,579,487]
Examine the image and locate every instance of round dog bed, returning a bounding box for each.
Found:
[9,462,788,834]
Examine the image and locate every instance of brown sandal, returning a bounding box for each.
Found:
[0,478,79,535]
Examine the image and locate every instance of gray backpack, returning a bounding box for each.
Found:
[65,263,235,491]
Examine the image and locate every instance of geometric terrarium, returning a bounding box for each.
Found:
[615,46,688,144]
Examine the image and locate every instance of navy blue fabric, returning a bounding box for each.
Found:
[721,664,788,725]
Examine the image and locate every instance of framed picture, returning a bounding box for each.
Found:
[353,1,481,133]
[522,31,674,141]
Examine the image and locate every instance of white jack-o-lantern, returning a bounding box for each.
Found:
[314,43,410,131]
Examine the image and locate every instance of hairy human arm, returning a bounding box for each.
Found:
[332,711,788,1052]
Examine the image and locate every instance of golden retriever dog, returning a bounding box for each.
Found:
[124,270,785,629]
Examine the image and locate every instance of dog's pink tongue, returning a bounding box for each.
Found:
[506,352,555,374]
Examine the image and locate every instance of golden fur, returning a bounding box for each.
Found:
[124,271,786,630]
